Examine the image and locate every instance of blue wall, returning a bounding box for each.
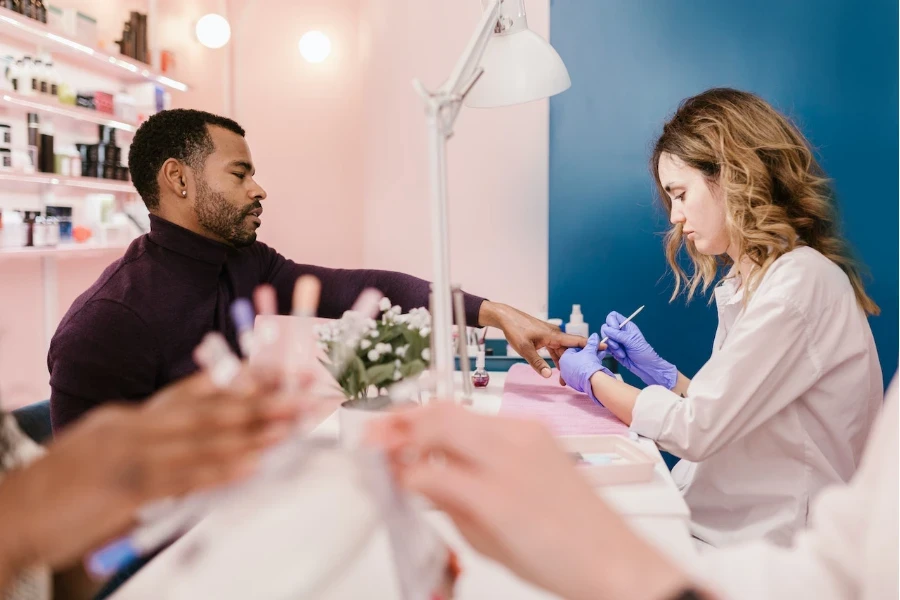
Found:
[549,0,899,388]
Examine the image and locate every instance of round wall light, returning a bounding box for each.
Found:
[196,13,231,49]
[298,31,331,63]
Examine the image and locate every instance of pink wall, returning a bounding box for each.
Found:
[156,0,229,115]
[358,0,551,321]
[229,0,364,268]
[0,0,552,408]
[0,252,127,409]
[0,260,47,408]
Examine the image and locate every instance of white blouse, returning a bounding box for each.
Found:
[697,376,898,600]
[630,246,883,547]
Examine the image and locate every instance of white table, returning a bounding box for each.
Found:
[112,371,696,599]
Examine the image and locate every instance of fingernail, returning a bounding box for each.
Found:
[541,367,552,378]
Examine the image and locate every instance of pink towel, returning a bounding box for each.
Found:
[500,364,629,436]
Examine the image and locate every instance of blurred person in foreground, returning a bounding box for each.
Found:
[368,375,899,600]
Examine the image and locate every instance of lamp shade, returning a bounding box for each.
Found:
[465,28,571,108]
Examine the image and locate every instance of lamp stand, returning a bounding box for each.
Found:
[412,0,501,399]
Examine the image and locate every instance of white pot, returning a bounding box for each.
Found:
[338,396,396,449]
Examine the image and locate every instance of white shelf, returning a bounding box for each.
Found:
[0,242,129,260]
[1,91,138,132]
[0,8,188,92]
[0,172,136,193]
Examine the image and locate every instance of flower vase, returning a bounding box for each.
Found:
[338,394,404,449]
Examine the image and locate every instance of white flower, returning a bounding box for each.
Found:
[316,341,328,352]
[390,305,402,315]
[378,297,392,312]
[369,330,379,338]
[421,348,431,362]
[393,370,402,381]
[420,326,431,337]
[368,350,380,362]
[395,345,408,358]
[360,339,371,350]
[394,359,402,368]
[375,343,392,354]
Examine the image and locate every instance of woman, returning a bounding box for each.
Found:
[558,88,882,547]
[0,367,304,600]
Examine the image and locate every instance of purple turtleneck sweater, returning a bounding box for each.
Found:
[48,215,485,431]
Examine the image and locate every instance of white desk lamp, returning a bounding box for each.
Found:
[413,0,571,397]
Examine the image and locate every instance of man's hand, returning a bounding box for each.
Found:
[478,302,590,384]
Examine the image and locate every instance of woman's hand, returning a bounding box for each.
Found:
[366,403,693,600]
[558,333,612,404]
[601,312,678,390]
[0,368,305,576]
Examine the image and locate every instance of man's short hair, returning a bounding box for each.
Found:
[128,109,245,210]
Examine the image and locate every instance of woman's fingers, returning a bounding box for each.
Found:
[401,458,487,519]
[606,311,625,327]
[377,403,501,470]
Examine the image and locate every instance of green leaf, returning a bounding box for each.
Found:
[400,359,426,379]
[353,355,367,384]
[399,327,419,345]
[366,363,396,388]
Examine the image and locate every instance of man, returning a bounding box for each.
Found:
[49,109,582,430]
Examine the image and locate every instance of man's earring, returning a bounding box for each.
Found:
[182,190,187,197]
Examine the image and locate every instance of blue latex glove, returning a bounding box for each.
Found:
[558,333,613,405]
[600,311,678,390]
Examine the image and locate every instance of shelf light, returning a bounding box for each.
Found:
[46,32,95,55]
[0,172,136,193]
[155,76,188,92]
[1,94,137,132]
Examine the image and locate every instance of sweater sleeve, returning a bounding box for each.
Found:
[259,244,486,324]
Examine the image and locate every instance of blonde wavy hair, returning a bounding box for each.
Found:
[651,88,879,315]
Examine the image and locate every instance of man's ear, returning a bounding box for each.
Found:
[160,158,190,200]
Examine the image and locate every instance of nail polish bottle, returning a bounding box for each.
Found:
[472,350,490,388]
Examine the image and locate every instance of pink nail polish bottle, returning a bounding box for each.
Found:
[472,350,490,388]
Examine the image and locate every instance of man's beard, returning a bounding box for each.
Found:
[194,179,259,248]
